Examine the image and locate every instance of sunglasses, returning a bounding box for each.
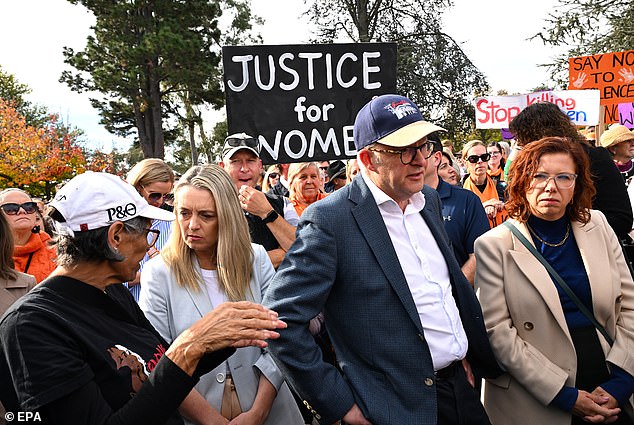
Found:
[141,187,172,204]
[466,153,491,163]
[0,202,38,215]
[224,136,260,153]
[269,173,279,179]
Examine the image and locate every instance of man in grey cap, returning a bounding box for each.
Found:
[220,133,298,268]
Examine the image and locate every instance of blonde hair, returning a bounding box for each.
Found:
[162,165,253,301]
[261,164,281,193]
[461,140,486,158]
[288,162,319,199]
[126,159,175,189]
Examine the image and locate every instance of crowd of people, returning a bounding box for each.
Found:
[1,94,634,425]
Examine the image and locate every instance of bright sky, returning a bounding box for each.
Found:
[0,0,564,152]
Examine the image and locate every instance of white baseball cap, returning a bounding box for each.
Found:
[50,171,175,236]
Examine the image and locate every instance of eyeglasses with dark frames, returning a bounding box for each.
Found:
[367,141,435,165]
[531,173,577,189]
[0,202,38,215]
[466,153,491,164]
[144,228,161,248]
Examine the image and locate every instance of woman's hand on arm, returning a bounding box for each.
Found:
[228,374,277,425]
[166,301,286,376]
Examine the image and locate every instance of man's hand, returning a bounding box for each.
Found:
[461,358,475,388]
[342,404,372,425]
[239,185,274,218]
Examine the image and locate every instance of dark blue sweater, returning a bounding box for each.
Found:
[526,216,634,411]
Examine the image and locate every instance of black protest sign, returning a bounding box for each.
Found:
[223,43,397,164]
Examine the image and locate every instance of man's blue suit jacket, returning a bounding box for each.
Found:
[263,176,502,425]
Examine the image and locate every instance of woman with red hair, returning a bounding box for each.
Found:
[476,137,634,425]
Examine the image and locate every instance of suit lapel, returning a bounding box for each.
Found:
[349,178,424,334]
[572,218,611,327]
[506,220,571,339]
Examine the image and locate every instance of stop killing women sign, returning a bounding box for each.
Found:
[222,43,397,164]
[474,90,600,129]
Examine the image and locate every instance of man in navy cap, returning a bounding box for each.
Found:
[264,94,502,425]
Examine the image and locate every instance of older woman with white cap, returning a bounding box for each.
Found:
[0,171,286,425]
[601,124,634,186]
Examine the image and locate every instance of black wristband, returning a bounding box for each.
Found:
[262,209,279,224]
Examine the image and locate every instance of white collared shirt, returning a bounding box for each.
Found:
[361,172,468,370]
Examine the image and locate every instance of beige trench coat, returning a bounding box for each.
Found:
[475,211,634,425]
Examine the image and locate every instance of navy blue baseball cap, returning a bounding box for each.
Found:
[353,94,445,150]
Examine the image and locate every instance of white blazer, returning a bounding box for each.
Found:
[140,243,303,425]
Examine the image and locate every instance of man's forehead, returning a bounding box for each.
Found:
[228,149,259,161]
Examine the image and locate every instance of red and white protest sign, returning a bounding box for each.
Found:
[475,90,600,129]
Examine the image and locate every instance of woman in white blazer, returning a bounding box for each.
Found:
[140,165,302,425]
[475,137,634,425]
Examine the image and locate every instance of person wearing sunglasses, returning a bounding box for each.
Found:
[0,171,286,425]
[475,137,634,425]
[0,210,37,423]
[0,188,56,283]
[261,164,282,193]
[124,159,176,301]
[461,140,507,228]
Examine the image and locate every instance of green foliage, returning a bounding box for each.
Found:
[61,0,228,159]
[0,65,50,128]
[305,0,490,140]
[533,0,634,87]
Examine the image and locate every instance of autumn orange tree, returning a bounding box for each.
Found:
[0,99,104,198]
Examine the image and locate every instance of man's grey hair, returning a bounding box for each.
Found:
[52,214,148,267]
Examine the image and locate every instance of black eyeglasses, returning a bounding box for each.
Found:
[269,173,279,179]
[367,141,435,165]
[0,202,38,215]
[144,228,161,248]
[141,187,171,204]
[466,153,491,163]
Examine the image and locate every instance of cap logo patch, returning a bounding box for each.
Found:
[107,203,137,221]
[80,223,88,231]
[384,100,417,119]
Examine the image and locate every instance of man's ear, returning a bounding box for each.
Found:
[358,149,376,172]
[432,151,442,168]
[219,161,226,169]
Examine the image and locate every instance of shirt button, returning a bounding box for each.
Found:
[425,377,434,386]
[216,372,225,383]
[524,322,534,331]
